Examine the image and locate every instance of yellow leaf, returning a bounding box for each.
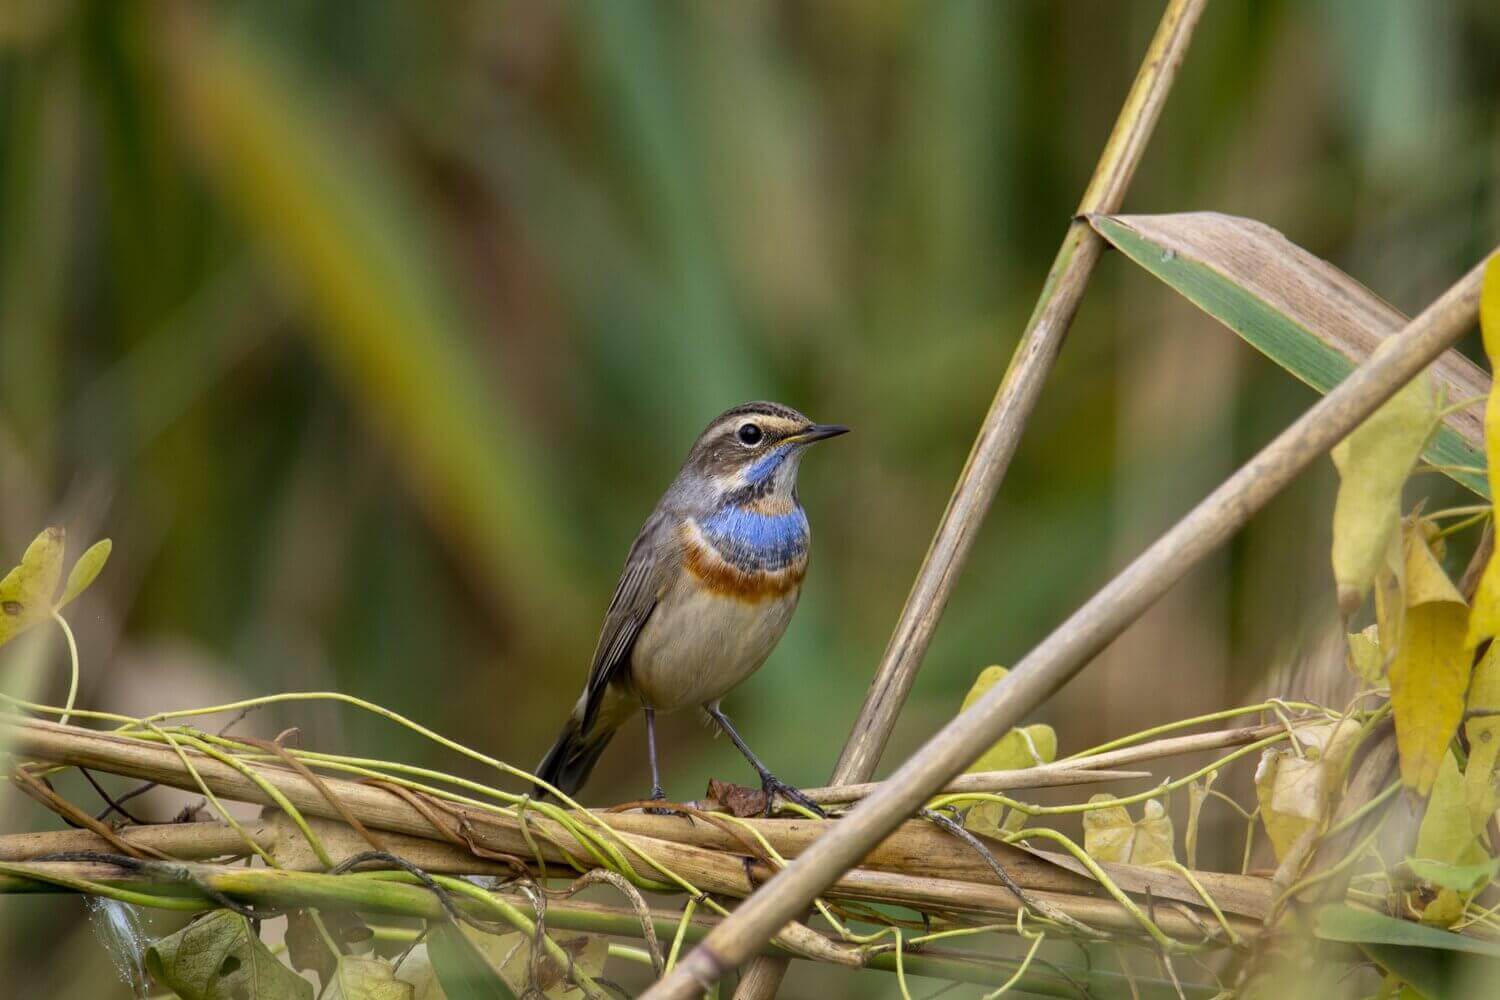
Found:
[963,800,1006,839]
[1251,716,1366,861]
[324,956,414,1000]
[1330,338,1438,613]
[1346,625,1385,685]
[1254,749,1322,861]
[1298,716,1366,771]
[1464,645,1500,834]
[1082,794,1175,865]
[1389,528,1471,795]
[959,666,1058,772]
[1419,888,1465,928]
[1082,794,1135,863]
[1464,255,1500,648]
[0,527,66,649]
[960,665,1010,711]
[972,725,1057,773]
[963,799,1028,840]
[1132,799,1176,865]
[1185,770,1217,870]
[1404,520,1464,606]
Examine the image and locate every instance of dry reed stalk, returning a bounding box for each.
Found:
[795,763,1152,804]
[1,717,1265,928]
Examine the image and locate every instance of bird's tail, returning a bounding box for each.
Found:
[533,715,618,801]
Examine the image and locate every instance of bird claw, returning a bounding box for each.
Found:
[761,775,825,819]
[645,785,673,816]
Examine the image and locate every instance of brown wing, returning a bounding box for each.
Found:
[579,509,674,733]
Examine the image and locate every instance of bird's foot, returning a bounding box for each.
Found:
[645,784,673,816]
[760,774,826,819]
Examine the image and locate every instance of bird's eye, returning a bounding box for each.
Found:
[737,423,763,446]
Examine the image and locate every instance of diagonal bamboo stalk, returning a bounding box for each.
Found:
[736,3,1210,993]
[644,252,1494,998]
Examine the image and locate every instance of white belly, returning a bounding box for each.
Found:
[630,576,800,712]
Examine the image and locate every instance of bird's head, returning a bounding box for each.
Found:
[681,401,848,508]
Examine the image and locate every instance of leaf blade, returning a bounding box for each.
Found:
[0,527,66,648]
[58,538,111,609]
[1090,212,1489,498]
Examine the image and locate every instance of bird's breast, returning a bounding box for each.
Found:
[680,508,809,600]
[631,544,803,711]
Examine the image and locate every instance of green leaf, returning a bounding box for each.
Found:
[436,922,606,999]
[425,923,514,1000]
[0,529,115,650]
[1414,751,1488,870]
[145,910,313,1000]
[1089,213,1489,499]
[959,666,1057,773]
[0,527,65,648]
[1361,943,1457,1000]
[1407,857,1500,894]
[1317,903,1500,992]
[1313,903,1500,958]
[324,956,415,1000]
[59,538,111,609]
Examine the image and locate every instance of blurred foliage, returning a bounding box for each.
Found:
[1,1,1498,995]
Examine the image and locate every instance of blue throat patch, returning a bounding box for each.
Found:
[744,446,790,485]
[700,503,809,572]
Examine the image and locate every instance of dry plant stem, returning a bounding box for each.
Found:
[791,764,1152,805]
[738,2,1210,994]
[1,719,1267,921]
[0,809,1272,920]
[0,856,1250,947]
[645,251,1492,998]
[0,861,1201,998]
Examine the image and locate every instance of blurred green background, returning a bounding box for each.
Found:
[2,1,1498,995]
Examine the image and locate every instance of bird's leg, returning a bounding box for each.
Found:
[641,707,674,815]
[644,707,666,803]
[704,704,825,818]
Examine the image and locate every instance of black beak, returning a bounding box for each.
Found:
[794,423,850,444]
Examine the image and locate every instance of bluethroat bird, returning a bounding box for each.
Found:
[535,401,847,815]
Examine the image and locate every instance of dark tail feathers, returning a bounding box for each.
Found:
[533,717,616,800]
